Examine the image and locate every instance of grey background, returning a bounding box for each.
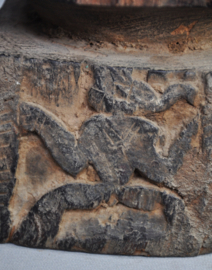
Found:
[0,0,4,8]
[1,244,212,270]
[0,0,212,269]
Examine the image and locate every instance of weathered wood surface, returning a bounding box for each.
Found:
[31,0,212,52]
[1,0,212,256]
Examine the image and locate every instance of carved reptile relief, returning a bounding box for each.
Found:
[2,0,212,257]
[10,70,199,254]
[89,67,197,115]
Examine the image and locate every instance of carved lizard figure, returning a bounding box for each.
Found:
[12,76,198,250]
[89,66,197,115]
[19,101,198,186]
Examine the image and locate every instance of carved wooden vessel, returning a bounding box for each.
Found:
[0,0,212,256]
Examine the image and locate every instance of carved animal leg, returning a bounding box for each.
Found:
[127,117,198,184]
[167,117,199,174]
[19,102,87,176]
[115,185,185,225]
[12,183,114,247]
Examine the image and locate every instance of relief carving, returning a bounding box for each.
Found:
[0,55,209,256]
[89,67,197,115]
[1,0,212,258]
[10,67,199,255]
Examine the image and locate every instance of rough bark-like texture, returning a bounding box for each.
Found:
[1,0,212,257]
